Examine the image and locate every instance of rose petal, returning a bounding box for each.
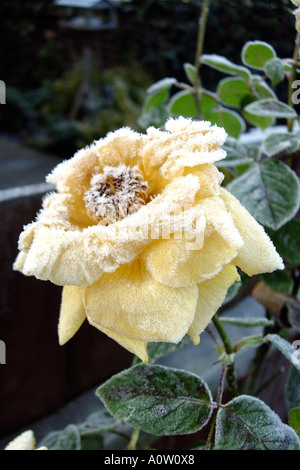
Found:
[142,229,238,288]
[58,286,86,345]
[188,265,240,344]
[220,188,284,275]
[84,260,198,343]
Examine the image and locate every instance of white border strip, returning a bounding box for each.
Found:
[0,183,54,202]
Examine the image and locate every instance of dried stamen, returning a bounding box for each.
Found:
[84,164,149,225]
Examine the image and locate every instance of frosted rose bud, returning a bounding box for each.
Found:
[14,118,283,362]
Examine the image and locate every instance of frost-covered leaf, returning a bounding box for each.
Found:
[264,58,285,86]
[204,107,246,138]
[199,91,217,113]
[227,160,300,230]
[267,219,300,265]
[234,335,264,352]
[168,90,216,118]
[242,41,276,70]
[146,335,191,364]
[264,334,300,373]
[244,99,297,119]
[289,408,300,438]
[219,137,257,167]
[251,78,277,100]
[145,78,176,109]
[183,63,196,84]
[215,395,300,450]
[138,105,169,129]
[259,270,294,294]
[286,366,300,412]
[262,132,300,157]
[39,424,81,450]
[96,364,213,436]
[243,109,274,130]
[220,317,274,328]
[201,54,251,80]
[217,77,251,108]
[77,409,120,437]
[168,90,199,117]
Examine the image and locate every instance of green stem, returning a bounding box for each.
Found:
[288,32,300,132]
[193,0,213,117]
[212,314,239,397]
[127,428,140,450]
[204,363,227,450]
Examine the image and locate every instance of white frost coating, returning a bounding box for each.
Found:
[214,395,300,450]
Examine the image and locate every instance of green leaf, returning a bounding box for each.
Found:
[168,90,217,117]
[267,219,300,265]
[242,41,276,70]
[264,58,285,86]
[77,409,120,437]
[215,395,300,450]
[144,78,177,112]
[168,90,198,117]
[183,63,196,84]
[80,435,104,450]
[146,335,191,364]
[251,77,277,100]
[220,316,275,328]
[243,109,274,130]
[259,270,294,294]
[96,364,213,436]
[264,334,300,374]
[219,137,257,167]
[286,366,300,412]
[244,98,297,119]
[40,424,81,450]
[227,160,300,230]
[234,335,265,352]
[204,107,246,138]
[199,91,217,113]
[201,54,251,80]
[289,408,300,438]
[262,132,300,157]
[217,77,251,108]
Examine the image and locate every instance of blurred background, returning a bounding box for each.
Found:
[0,0,297,447]
[0,0,295,156]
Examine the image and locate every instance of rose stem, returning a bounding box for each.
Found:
[193,0,213,117]
[212,313,239,397]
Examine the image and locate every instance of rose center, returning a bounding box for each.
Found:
[84,164,149,225]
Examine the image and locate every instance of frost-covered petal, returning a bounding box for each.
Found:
[84,260,199,343]
[220,188,284,275]
[14,175,200,286]
[58,286,86,345]
[141,118,227,183]
[5,430,35,450]
[47,128,142,226]
[142,229,238,288]
[188,265,240,344]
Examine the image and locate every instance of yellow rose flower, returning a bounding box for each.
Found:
[13,118,283,363]
[4,430,47,450]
